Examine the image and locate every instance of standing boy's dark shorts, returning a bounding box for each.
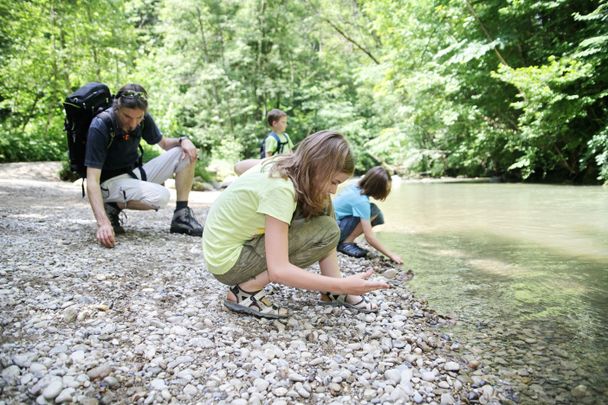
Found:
[337,203,385,243]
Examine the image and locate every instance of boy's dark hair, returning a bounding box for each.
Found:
[267,109,287,126]
[114,84,148,110]
[358,166,392,200]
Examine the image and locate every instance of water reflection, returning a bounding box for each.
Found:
[375,182,608,403]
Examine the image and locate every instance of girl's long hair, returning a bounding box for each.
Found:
[269,130,354,218]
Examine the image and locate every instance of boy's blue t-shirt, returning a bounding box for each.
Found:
[333,182,371,221]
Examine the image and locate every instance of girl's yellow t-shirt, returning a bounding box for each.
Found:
[202,162,296,275]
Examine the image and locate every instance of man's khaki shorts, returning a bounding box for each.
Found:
[100,147,190,210]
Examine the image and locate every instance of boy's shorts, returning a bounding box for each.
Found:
[337,203,384,243]
[99,147,190,210]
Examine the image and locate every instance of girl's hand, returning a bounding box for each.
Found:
[340,270,390,295]
[389,253,403,264]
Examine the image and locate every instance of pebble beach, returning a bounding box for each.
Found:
[0,163,511,404]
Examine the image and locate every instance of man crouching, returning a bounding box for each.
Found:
[85,83,203,248]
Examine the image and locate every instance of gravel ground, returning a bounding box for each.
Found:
[0,163,513,404]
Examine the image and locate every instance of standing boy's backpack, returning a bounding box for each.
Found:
[63,82,114,179]
[259,132,290,158]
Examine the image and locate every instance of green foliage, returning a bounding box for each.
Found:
[1,0,606,184]
[0,0,136,164]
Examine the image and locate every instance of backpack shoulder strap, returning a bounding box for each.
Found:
[270,132,281,143]
[97,109,116,149]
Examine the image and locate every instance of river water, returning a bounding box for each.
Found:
[375,180,608,404]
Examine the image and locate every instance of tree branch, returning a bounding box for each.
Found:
[463,0,510,67]
[321,17,380,65]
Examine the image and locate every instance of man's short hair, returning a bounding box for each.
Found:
[114,84,148,110]
[267,109,287,126]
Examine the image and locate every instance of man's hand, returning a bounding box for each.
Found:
[180,138,198,163]
[96,223,116,248]
[340,269,390,295]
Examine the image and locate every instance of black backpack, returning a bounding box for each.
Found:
[259,132,290,158]
[63,82,114,178]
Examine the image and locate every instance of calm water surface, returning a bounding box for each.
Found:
[375,181,608,403]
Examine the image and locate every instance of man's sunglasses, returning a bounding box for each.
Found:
[119,91,148,102]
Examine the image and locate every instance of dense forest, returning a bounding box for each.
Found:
[0,0,606,183]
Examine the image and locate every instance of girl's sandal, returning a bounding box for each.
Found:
[318,293,378,313]
[224,285,288,319]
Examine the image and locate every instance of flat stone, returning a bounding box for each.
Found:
[184,384,198,396]
[87,364,111,380]
[42,378,63,399]
[1,365,20,383]
[56,387,75,403]
[444,361,460,372]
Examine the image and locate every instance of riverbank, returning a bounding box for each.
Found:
[0,162,511,404]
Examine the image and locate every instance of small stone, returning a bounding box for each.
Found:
[363,388,376,400]
[161,389,171,400]
[329,383,341,393]
[288,372,306,382]
[1,365,20,384]
[295,382,310,398]
[70,350,85,363]
[253,378,269,392]
[385,368,401,385]
[184,384,198,396]
[413,391,423,403]
[42,378,63,399]
[571,384,587,397]
[273,387,288,396]
[440,393,455,405]
[150,379,166,390]
[30,362,47,378]
[468,360,481,369]
[87,364,111,380]
[13,353,34,368]
[444,361,460,372]
[56,387,75,403]
[103,376,119,387]
[383,269,398,279]
[421,371,435,382]
[63,307,78,322]
[438,381,450,389]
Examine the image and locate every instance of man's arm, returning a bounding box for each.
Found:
[86,167,115,248]
[157,136,197,163]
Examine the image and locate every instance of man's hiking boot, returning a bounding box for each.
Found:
[337,242,368,258]
[170,207,203,237]
[104,203,125,235]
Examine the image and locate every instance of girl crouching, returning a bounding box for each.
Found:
[202,131,389,319]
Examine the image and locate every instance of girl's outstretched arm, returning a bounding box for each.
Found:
[265,216,389,294]
[360,219,403,264]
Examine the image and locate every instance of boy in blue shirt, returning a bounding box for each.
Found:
[333,166,403,263]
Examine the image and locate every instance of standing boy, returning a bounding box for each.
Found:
[262,109,294,157]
